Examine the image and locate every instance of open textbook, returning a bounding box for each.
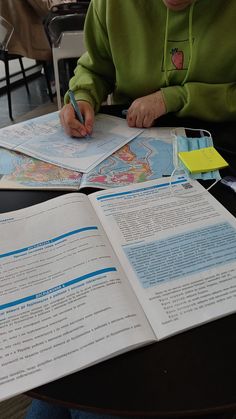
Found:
[0,126,183,190]
[0,112,142,173]
[1,177,236,401]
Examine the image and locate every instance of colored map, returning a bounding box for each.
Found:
[0,148,82,190]
[0,125,178,191]
[83,128,175,189]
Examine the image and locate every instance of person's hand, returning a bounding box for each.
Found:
[60,101,94,138]
[126,91,167,128]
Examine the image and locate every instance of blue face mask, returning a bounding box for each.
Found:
[174,134,221,181]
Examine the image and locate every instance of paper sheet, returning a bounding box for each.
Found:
[0,112,143,173]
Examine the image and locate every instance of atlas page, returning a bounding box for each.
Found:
[0,126,178,191]
[81,126,179,189]
[0,126,183,191]
[0,147,83,190]
[0,194,155,402]
[0,112,142,173]
[90,177,236,340]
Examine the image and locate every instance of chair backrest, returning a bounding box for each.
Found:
[47,14,86,46]
[50,1,90,14]
[44,1,90,46]
[0,16,14,50]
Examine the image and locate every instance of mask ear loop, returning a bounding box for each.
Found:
[180,128,221,192]
[182,127,212,139]
[169,132,194,199]
[206,178,221,191]
[169,131,220,198]
[169,167,190,199]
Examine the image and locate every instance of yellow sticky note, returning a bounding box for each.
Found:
[178,147,228,173]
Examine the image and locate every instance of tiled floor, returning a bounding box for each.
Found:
[0,74,52,128]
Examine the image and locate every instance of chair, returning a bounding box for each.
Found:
[52,28,85,109]
[0,15,53,121]
[44,2,89,109]
[0,16,29,120]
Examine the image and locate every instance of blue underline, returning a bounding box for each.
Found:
[0,226,98,259]
[0,267,117,311]
[96,178,186,200]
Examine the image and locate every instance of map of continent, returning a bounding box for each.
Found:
[84,134,174,188]
[0,148,82,189]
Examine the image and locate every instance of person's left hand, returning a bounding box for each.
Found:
[126,91,167,128]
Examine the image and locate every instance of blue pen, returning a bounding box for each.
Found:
[68,89,84,124]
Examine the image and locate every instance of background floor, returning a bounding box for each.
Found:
[0,395,32,419]
[0,73,56,128]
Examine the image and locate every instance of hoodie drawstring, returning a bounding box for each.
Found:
[163,7,170,86]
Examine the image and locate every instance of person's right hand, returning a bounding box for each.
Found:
[60,100,94,138]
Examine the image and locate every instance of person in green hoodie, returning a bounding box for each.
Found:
[60,0,236,138]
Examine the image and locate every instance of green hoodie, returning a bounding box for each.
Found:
[67,0,236,122]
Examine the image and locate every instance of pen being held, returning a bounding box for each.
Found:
[68,90,84,124]
[66,90,94,138]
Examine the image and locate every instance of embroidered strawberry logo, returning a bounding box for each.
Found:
[171,48,184,70]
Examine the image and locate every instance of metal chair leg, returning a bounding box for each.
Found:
[42,62,54,102]
[4,55,13,121]
[52,51,62,109]
[19,56,30,95]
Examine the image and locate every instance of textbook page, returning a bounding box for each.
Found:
[90,177,236,340]
[0,193,155,402]
[0,112,142,173]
